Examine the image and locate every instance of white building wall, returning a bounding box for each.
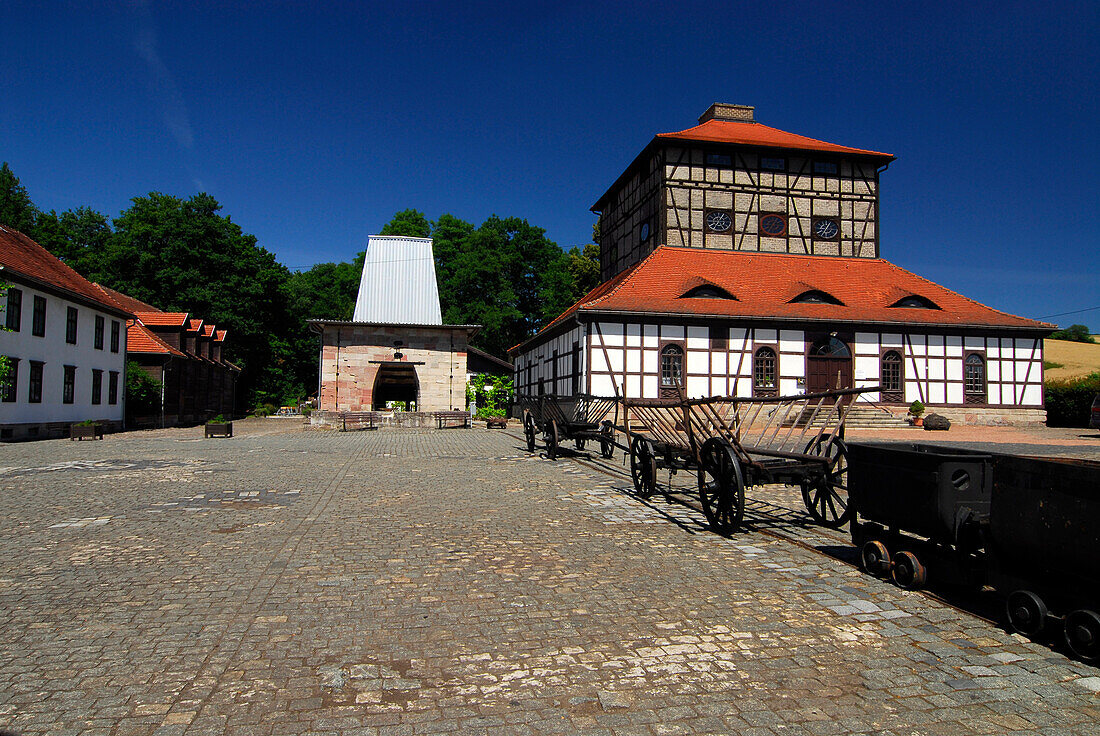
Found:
[514,319,1045,409]
[0,281,128,426]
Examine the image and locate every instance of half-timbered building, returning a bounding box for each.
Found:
[511,105,1053,425]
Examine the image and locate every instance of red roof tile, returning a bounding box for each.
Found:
[187,319,203,332]
[214,329,227,342]
[135,311,189,327]
[511,247,1051,354]
[201,325,215,338]
[93,283,161,314]
[0,226,130,315]
[127,320,186,357]
[655,119,894,159]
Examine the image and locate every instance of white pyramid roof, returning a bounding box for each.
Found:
[352,235,442,324]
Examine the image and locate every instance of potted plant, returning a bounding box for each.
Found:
[908,400,926,427]
[70,419,103,441]
[205,414,233,438]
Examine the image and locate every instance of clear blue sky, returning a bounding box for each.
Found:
[4,1,1098,329]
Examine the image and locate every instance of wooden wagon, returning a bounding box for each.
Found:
[517,393,619,461]
[621,387,874,534]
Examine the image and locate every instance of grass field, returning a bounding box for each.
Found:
[1044,337,1100,380]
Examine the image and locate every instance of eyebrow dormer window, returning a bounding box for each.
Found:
[890,295,941,309]
[681,284,737,300]
[790,290,844,306]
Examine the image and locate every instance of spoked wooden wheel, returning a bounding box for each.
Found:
[599,423,615,459]
[629,436,657,498]
[1006,590,1048,637]
[802,434,851,528]
[544,419,560,460]
[697,437,745,535]
[523,413,537,453]
[1063,609,1100,664]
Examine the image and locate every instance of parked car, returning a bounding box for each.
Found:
[1091,394,1100,429]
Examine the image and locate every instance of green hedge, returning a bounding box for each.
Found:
[1044,372,1100,427]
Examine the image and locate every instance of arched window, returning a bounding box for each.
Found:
[810,336,851,358]
[660,345,683,389]
[881,350,903,402]
[791,290,844,306]
[754,347,777,394]
[680,284,737,300]
[964,354,985,403]
[890,295,940,309]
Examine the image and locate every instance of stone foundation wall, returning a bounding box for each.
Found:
[310,410,466,429]
[926,406,1048,427]
[318,324,470,412]
[0,419,125,442]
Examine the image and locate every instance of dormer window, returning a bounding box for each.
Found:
[791,290,844,306]
[890,295,940,309]
[681,284,737,300]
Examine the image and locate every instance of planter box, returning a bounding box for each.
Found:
[70,424,104,441]
[486,417,508,429]
[205,422,233,438]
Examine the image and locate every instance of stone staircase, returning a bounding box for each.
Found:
[843,404,917,429]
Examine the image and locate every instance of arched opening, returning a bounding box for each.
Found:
[881,350,903,403]
[753,347,777,397]
[659,344,684,398]
[806,335,853,396]
[372,363,420,411]
[964,353,986,404]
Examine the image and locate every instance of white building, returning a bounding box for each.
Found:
[0,226,131,440]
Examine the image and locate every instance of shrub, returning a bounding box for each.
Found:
[1045,371,1100,427]
[126,361,163,415]
[466,374,514,418]
[208,415,228,424]
[1049,324,1095,343]
[908,400,925,417]
[301,405,312,417]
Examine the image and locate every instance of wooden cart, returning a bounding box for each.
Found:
[517,393,619,461]
[621,387,874,534]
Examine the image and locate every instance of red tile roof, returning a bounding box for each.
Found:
[93,283,160,314]
[127,320,186,357]
[510,247,1052,354]
[135,311,190,327]
[214,329,227,342]
[0,226,130,315]
[655,119,893,159]
[201,325,215,338]
[187,319,203,332]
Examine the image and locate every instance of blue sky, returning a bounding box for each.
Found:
[4,1,1098,329]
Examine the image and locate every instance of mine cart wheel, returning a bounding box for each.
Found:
[523,413,537,453]
[891,550,927,590]
[629,436,658,498]
[697,437,745,535]
[859,540,892,578]
[802,434,852,528]
[575,437,587,451]
[1005,590,1048,637]
[545,419,560,460]
[599,423,615,459]
[1063,609,1100,664]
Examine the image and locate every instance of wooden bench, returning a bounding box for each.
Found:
[434,411,471,429]
[341,412,380,431]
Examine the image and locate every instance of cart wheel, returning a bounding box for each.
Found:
[891,550,927,590]
[1064,610,1100,664]
[574,438,586,451]
[859,540,891,577]
[697,437,745,535]
[802,434,851,528]
[629,436,657,498]
[523,413,537,453]
[545,419,560,460]
[1005,590,1048,637]
[599,423,615,459]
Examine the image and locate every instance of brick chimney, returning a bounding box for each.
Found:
[699,103,755,124]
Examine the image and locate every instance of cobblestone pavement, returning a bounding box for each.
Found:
[1,422,1098,735]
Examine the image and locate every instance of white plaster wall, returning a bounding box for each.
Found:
[0,282,127,424]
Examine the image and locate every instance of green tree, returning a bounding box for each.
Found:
[125,360,163,415]
[100,192,300,405]
[379,208,432,238]
[0,162,39,234]
[32,206,113,278]
[1049,324,1095,343]
[565,242,601,303]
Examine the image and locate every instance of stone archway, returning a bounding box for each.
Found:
[372,363,419,410]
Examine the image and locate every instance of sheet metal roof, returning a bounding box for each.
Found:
[352,236,442,325]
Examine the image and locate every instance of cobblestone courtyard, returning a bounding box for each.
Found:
[1,421,1098,735]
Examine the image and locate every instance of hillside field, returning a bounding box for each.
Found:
[1044,337,1100,380]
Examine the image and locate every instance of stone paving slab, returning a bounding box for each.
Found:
[0,424,1096,735]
